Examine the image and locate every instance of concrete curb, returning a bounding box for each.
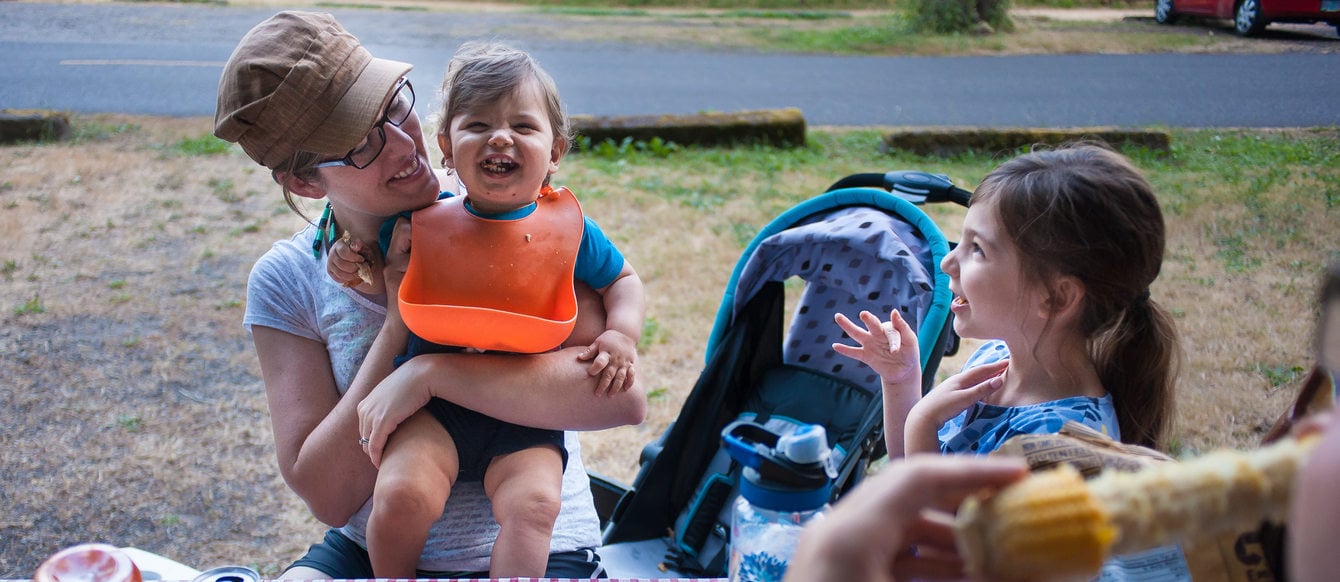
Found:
[572,108,806,149]
[5,109,1171,159]
[882,126,1172,156]
[0,109,72,144]
[571,109,1170,155]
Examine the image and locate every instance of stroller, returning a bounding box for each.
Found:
[592,171,972,578]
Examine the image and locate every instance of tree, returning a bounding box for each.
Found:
[909,0,1014,34]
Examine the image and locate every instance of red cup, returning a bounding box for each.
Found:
[35,544,143,582]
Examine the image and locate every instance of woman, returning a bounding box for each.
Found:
[214,11,644,578]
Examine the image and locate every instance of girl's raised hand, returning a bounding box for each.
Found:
[833,310,921,386]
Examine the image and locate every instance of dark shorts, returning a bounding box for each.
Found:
[398,333,568,482]
[287,528,605,578]
[424,397,568,481]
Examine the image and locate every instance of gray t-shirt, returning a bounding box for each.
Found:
[243,225,601,571]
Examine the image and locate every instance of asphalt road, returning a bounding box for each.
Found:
[2,2,1338,127]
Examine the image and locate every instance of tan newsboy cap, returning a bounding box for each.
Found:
[214,11,412,170]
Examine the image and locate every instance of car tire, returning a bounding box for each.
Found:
[1155,0,1179,24]
[1234,0,1268,36]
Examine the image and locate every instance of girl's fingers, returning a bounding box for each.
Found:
[831,342,861,359]
[834,311,869,338]
[947,359,1008,389]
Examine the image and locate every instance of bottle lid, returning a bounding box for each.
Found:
[740,469,832,512]
[778,424,829,465]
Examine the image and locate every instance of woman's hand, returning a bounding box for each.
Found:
[833,310,921,386]
[357,362,434,468]
[785,454,1029,582]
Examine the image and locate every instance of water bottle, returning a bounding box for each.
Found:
[722,421,836,582]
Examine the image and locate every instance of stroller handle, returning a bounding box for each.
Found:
[826,171,972,207]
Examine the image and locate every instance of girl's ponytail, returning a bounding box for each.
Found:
[1093,294,1181,450]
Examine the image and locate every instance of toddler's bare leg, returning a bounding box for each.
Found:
[482,445,564,578]
[367,409,459,578]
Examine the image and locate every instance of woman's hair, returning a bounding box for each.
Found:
[972,142,1181,450]
[1318,261,1340,370]
[271,150,324,223]
[436,41,572,155]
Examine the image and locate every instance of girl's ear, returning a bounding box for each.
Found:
[438,133,455,169]
[1041,275,1086,320]
[272,169,326,201]
[549,137,566,174]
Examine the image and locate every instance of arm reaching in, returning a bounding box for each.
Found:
[785,455,1029,582]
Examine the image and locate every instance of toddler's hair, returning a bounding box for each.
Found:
[972,142,1180,451]
[437,41,572,155]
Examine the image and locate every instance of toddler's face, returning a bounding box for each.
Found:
[439,77,560,215]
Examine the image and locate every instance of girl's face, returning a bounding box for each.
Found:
[940,198,1048,342]
[440,77,561,215]
[316,84,440,221]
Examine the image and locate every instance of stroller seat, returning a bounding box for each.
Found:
[595,177,966,578]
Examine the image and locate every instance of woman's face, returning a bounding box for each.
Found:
[940,198,1048,343]
[316,82,440,220]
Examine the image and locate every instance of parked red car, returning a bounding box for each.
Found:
[1155,0,1340,36]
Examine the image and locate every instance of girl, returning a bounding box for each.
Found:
[834,143,1188,578]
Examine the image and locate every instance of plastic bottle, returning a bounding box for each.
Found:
[722,421,836,582]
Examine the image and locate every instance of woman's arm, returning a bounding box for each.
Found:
[252,316,407,526]
[785,455,1029,582]
[359,345,647,463]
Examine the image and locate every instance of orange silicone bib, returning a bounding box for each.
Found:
[398,186,583,353]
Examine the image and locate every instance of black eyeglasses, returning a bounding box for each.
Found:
[315,78,415,170]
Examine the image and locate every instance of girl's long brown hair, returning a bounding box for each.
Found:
[973,142,1181,450]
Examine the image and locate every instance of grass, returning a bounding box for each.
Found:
[5,118,1335,578]
[2,116,1336,578]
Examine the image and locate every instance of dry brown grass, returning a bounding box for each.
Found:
[2,116,1335,577]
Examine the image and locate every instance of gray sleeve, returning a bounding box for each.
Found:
[243,240,322,343]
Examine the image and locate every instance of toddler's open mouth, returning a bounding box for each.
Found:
[481,156,517,176]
